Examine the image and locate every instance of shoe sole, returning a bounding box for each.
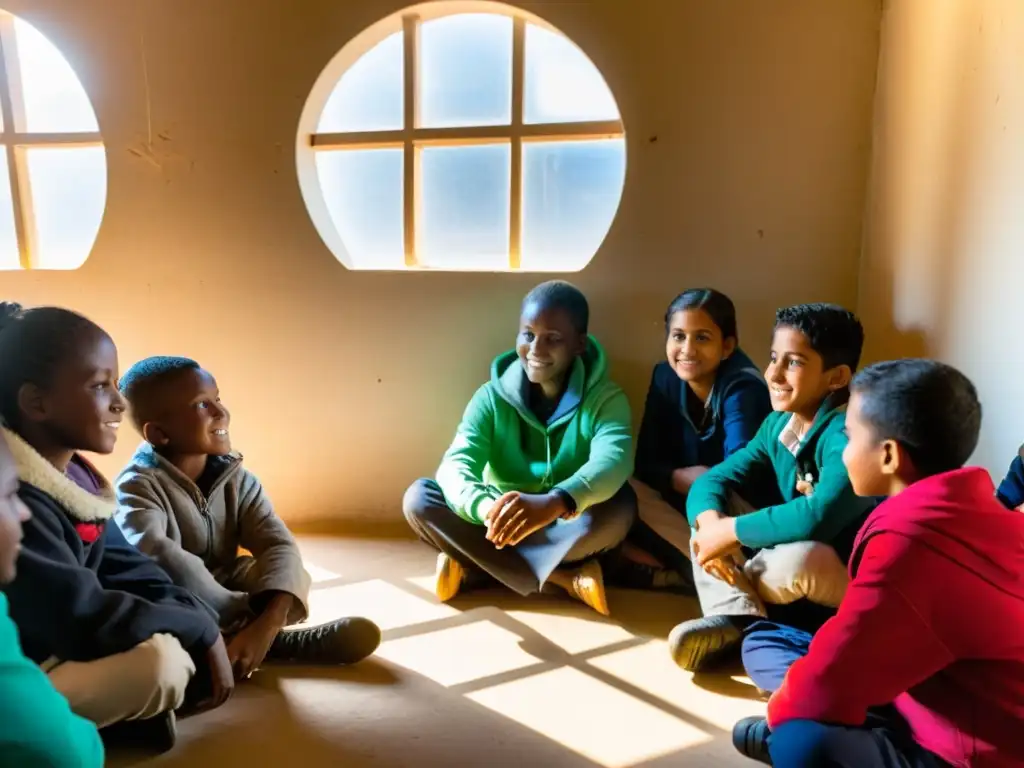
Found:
[435,553,464,602]
[669,623,742,672]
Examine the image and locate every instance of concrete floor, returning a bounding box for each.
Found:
[110,533,766,768]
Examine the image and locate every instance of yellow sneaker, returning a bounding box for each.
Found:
[434,552,465,602]
[570,559,610,616]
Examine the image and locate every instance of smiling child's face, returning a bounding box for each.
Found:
[143,368,232,457]
[764,325,837,421]
[516,302,586,391]
[23,330,126,455]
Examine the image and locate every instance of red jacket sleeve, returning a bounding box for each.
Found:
[767,533,955,728]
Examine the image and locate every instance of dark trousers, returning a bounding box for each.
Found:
[769,717,949,768]
[740,622,948,768]
[403,479,636,596]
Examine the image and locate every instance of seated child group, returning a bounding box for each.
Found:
[0,282,1021,767]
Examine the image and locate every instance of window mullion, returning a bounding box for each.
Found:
[403,14,419,268]
[0,14,34,270]
[508,17,525,270]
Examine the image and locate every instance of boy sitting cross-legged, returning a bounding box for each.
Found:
[669,303,876,671]
[115,357,380,679]
[733,359,1024,767]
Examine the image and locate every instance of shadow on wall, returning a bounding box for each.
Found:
[859,0,984,367]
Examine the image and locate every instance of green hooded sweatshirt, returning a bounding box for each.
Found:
[436,337,633,525]
[0,593,104,768]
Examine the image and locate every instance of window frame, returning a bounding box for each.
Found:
[0,11,103,270]
[298,2,626,271]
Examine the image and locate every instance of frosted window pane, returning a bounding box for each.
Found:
[524,24,619,124]
[15,18,99,133]
[420,144,510,269]
[27,146,107,270]
[420,14,512,128]
[316,149,403,268]
[0,153,18,269]
[521,139,625,271]
[317,31,403,133]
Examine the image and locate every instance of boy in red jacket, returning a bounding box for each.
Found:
[732,359,1024,767]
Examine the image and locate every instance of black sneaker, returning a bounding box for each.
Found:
[732,716,772,764]
[100,709,177,754]
[667,614,750,671]
[603,553,695,594]
[267,617,381,665]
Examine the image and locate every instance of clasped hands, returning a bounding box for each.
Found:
[484,491,568,549]
[691,510,742,584]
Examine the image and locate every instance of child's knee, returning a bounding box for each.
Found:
[402,478,437,522]
[134,634,195,712]
[748,542,848,607]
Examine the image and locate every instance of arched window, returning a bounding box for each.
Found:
[0,11,106,270]
[297,2,626,272]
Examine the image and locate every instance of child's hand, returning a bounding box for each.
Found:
[226,617,279,680]
[795,473,815,497]
[703,556,739,585]
[486,491,564,548]
[198,635,235,711]
[692,515,739,566]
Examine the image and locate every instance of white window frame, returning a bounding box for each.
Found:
[298,2,625,271]
[0,11,102,270]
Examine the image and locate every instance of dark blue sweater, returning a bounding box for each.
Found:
[5,482,220,665]
[634,348,772,506]
[996,447,1024,509]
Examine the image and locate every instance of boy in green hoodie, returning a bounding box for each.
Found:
[403,281,636,616]
[669,303,873,672]
[0,430,104,767]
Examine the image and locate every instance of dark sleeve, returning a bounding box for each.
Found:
[995,450,1024,509]
[6,497,219,663]
[634,365,676,497]
[720,378,772,459]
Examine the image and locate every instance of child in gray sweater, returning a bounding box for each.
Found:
[114,357,380,679]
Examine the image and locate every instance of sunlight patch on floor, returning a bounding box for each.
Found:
[304,561,345,583]
[404,574,440,594]
[587,640,767,730]
[466,667,712,767]
[375,619,543,686]
[304,578,459,630]
[504,608,635,654]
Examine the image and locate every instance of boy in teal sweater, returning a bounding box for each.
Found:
[0,431,104,767]
[403,281,636,616]
[670,304,873,672]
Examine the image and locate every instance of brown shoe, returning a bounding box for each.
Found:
[569,560,610,616]
[434,552,465,602]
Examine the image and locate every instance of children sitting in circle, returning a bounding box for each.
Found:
[615,288,772,590]
[1,286,1022,763]
[403,280,637,615]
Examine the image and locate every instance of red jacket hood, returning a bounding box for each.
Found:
[852,467,1024,601]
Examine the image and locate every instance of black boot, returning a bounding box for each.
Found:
[732,716,772,764]
[100,710,177,754]
[667,614,752,672]
[267,617,381,665]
